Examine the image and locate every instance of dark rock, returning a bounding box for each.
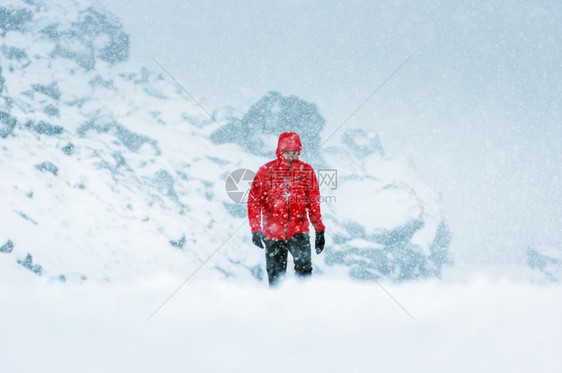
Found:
[44,104,59,117]
[27,120,63,135]
[325,218,452,282]
[51,44,95,70]
[35,161,58,175]
[0,65,4,94]
[115,125,156,152]
[0,7,33,36]
[15,210,38,225]
[40,23,62,41]
[343,129,385,157]
[48,7,129,70]
[18,253,43,276]
[154,170,179,201]
[89,75,114,88]
[78,118,160,154]
[1,45,28,60]
[250,265,264,281]
[17,253,43,275]
[0,240,14,253]
[210,91,325,156]
[169,235,186,249]
[0,111,17,137]
[428,222,453,275]
[527,247,562,282]
[32,82,61,100]
[77,7,129,64]
[61,143,74,155]
[375,219,424,247]
[99,31,129,64]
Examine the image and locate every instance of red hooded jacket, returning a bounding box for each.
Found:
[248,132,325,240]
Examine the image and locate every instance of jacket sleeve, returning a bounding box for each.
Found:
[307,167,325,232]
[247,167,266,233]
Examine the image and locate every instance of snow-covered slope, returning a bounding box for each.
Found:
[0,0,453,284]
[0,0,262,283]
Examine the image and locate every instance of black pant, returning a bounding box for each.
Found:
[265,233,312,286]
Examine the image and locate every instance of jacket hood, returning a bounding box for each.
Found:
[276,132,302,159]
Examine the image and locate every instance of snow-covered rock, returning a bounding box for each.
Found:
[527,247,562,282]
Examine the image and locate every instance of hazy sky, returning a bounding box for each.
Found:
[94,0,561,266]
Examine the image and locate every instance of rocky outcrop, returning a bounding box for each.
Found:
[17,253,43,275]
[0,240,14,253]
[210,91,325,157]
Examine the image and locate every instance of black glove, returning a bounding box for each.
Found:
[252,231,266,249]
[315,231,325,254]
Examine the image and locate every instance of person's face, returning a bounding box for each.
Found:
[282,150,300,162]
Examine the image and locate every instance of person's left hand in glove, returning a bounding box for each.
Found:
[315,230,325,254]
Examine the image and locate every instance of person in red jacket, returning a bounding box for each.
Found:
[248,132,326,286]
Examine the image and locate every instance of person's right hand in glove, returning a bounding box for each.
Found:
[252,231,266,249]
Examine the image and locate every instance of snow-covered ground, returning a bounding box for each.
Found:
[2,275,562,373]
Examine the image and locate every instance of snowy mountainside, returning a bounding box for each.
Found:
[1,0,262,283]
[1,0,452,283]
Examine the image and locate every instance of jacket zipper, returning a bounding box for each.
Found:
[285,162,292,240]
